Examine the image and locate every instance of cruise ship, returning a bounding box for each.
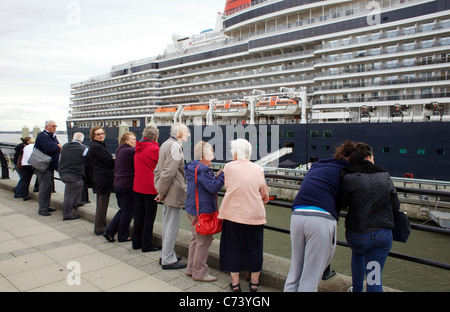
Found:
[67,0,450,180]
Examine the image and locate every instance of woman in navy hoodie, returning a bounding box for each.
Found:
[284,140,356,292]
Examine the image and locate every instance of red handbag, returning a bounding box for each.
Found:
[193,164,223,236]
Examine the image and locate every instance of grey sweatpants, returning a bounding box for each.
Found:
[161,204,182,265]
[284,212,337,292]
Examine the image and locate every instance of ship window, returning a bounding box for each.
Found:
[383,147,390,153]
[417,149,426,155]
[437,149,446,155]
[311,145,317,150]
[323,146,330,151]
[309,130,319,138]
[286,131,294,138]
[322,131,332,138]
[399,148,407,154]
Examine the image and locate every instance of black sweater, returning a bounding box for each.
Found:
[341,161,400,232]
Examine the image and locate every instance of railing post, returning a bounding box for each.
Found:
[0,149,10,179]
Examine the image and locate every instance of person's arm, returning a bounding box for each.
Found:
[155,143,182,198]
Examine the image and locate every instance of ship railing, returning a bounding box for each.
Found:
[317,40,450,65]
[312,92,450,105]
[319,74,450,91]
[162,50,314,80]
[316,17,449,51]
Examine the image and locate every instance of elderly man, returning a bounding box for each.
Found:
[154,123,190,270]
[58,132,89,221]
[34,120,62,216]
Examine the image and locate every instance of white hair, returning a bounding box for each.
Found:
[170,123,188,137]
[72,132,84,142]
[230,139,252,160]
[45,120,55,127]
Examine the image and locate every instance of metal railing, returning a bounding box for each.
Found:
[217,171,450,271]
[1,148,449,271]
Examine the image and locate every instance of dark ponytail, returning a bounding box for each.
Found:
[348,142,373,165]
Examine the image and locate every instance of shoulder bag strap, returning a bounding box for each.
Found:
[195,164,200,217]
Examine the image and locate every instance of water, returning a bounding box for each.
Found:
[0,133,68,147]
[2,132,449,291]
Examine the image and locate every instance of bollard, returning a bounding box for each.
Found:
[118,121,129,140]
[33,125,41,138]
[22,125,29,138]
[0,149,9,179]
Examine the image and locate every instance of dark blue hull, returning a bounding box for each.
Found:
[68,119,450,181]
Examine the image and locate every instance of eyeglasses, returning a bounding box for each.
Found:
[95,132,105,136]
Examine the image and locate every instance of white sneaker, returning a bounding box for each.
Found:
[193,275,218,282]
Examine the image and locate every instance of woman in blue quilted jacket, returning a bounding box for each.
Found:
[184,141,224,282]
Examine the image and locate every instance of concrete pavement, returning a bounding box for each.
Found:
[0,178,279,292]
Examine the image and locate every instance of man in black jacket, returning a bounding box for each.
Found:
[58,132,89,221]
[34,120,62,216]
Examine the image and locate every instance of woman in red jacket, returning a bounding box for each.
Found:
[132,124,161,252]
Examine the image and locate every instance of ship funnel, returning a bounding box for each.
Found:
[224,0,251,14]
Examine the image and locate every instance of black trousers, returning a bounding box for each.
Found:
[105,187,133,241]
[132,192,158,251]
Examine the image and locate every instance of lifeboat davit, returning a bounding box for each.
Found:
[255,96,300,115]
[154,107,177,118]
[213,100,248,117]
[183,104,210,117]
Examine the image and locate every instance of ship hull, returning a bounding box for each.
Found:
[68,118,450,181]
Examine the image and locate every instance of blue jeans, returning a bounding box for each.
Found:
[345,228,392,292]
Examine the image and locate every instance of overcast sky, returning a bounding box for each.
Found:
[0,0,225,131]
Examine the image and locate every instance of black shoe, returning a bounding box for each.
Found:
[102,232,116,242]
[230,283,242,292]
[47,207,56,212]
[159,256,181,265]
[22,196,31,201]
[63,214,80,221]
[39,210,51,216]
[162,260,187,270]
[142,246,161,252]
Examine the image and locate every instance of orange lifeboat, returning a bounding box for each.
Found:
[154,107,177,118]
[183,104,210,116]
[256,96,300,115]
[213,100,248,117]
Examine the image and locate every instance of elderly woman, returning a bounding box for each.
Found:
[103,132,136,243]
[184,141,224,282]
[132,124,161,252]
[218,139,269,292]
[86,126,115,235]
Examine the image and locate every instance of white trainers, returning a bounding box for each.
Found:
[193,275,218,282]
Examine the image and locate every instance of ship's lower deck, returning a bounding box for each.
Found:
[67,118,450,181]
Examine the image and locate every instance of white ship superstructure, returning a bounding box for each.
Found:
[67,0,450,180]
[68,0,450,128]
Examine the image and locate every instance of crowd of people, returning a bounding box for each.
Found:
[11,120,400,292]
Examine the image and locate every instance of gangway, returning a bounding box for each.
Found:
[254,147,293,167]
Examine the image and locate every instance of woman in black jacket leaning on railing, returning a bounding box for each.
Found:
[340,142,400,292]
